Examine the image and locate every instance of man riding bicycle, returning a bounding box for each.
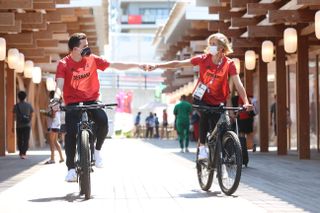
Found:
[52,33,145,182]
[145,33,253,160]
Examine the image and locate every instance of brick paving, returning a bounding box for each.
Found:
[0,138,319,213]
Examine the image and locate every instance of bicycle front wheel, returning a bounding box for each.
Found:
[217,131,242,195]
[79,130,91,200]
[196,145,214,191]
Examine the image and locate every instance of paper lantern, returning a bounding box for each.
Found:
[46,77,56,91]
[24,60,34,78]
[232,58,241,74]
[245,50,256,70]
[261,40,274,63]
[32,67,42,84]
[0,38,6,61]
[15,53,25,73]
[316,11,320,39]
[8,48,19,69]
[284,28,297,53]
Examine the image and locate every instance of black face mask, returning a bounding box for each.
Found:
[80,47,91,57]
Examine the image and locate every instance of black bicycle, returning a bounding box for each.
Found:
[193,104,244,195]
[61,103,117,200]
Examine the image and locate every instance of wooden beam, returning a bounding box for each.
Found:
[80,25,96,31]
[218,11,245,20]
[31,55,51,63]
[301,23,315,36]
[231,0,259,8]
[0,20,21,33]
[221,28,246,37]
[297,0,320,5]
[208,21,230,31]
[79,17,95,23]
[56,8,75,15]
[231,17,263,28]
[247,3,278,16]
[2,33,33,45]
[209,6,230,13]
[33,31,53,40]
[33,2,56,10]
[52,33,69,41]
[36,39,58,47]
[56,0,70,3]
[15,12,43,24]
[0,61,5,156]
[0,0,32,9]
[66,22,80,30]
[75,8,93,16]
[268,10,316,23]
[187,29,209,37]
[232,38,261,48]
[248,25,284,37]
[47,23,67,32]
[22,18,48,31]
[0,13,15,26]
[191,21,209,30]
[46,12,62,23]
[20,48,45,58]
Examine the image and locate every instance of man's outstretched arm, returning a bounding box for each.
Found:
[109,62,145,70]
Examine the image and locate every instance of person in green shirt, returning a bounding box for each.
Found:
[174,95,192,152]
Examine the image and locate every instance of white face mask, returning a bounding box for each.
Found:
[209,45,218,55]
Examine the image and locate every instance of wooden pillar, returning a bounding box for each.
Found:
[275,43,287,155]
[258,55,269,152]
[0,61,6,156]
[297,35,310,159]
[6,68,16,153]
[244,67,253,96]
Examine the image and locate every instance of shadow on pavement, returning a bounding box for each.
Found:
[179,189,224,198]
[0,150,50,183]
[144,138,320,212]
[29,192,90,203]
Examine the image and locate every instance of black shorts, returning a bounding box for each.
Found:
[60,124,66,133]
[48,128,60,133]
[238,117,254,134]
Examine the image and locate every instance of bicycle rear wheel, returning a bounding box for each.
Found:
[196,144,214,191]
[217,131,242,195]
[79,130,91,200]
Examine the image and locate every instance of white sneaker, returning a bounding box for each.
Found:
[65,169,77,182]
[198,146,208,160]
[185,148,190,153]
[180,148,184,153]
[94,149,103,168]
[222,164,228,179]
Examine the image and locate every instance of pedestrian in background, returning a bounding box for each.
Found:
[13,91,33,159]
[134,112,141,138]
[145,112,155,138]
[161,109,169,139]
[154,113,160,138]
[270,94,277,136]
[174,95,192,152]
[45,91,64,164]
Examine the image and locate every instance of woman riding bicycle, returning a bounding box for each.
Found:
[145,33,253,159]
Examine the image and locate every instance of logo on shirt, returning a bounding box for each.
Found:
[73,72,90,81]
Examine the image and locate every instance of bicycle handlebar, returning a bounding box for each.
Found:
[192,104,244,112]
[60,103,118,111]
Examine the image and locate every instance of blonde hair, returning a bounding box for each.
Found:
[204,33,233,55]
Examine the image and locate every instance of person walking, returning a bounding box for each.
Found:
[50,32,145,182]
[154,113,160,138]
[44,91,64,164]
[145,112,155,138]
[13,91,33,159]
[146,33,253,159]
[174,95,192,152]
[270,94,277,136]
[134,112,141,138]
[161,109,169,139]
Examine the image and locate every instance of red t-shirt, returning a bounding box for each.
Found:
[191,54,237,105]
[55,54,110,105]
[238,96,250,120]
